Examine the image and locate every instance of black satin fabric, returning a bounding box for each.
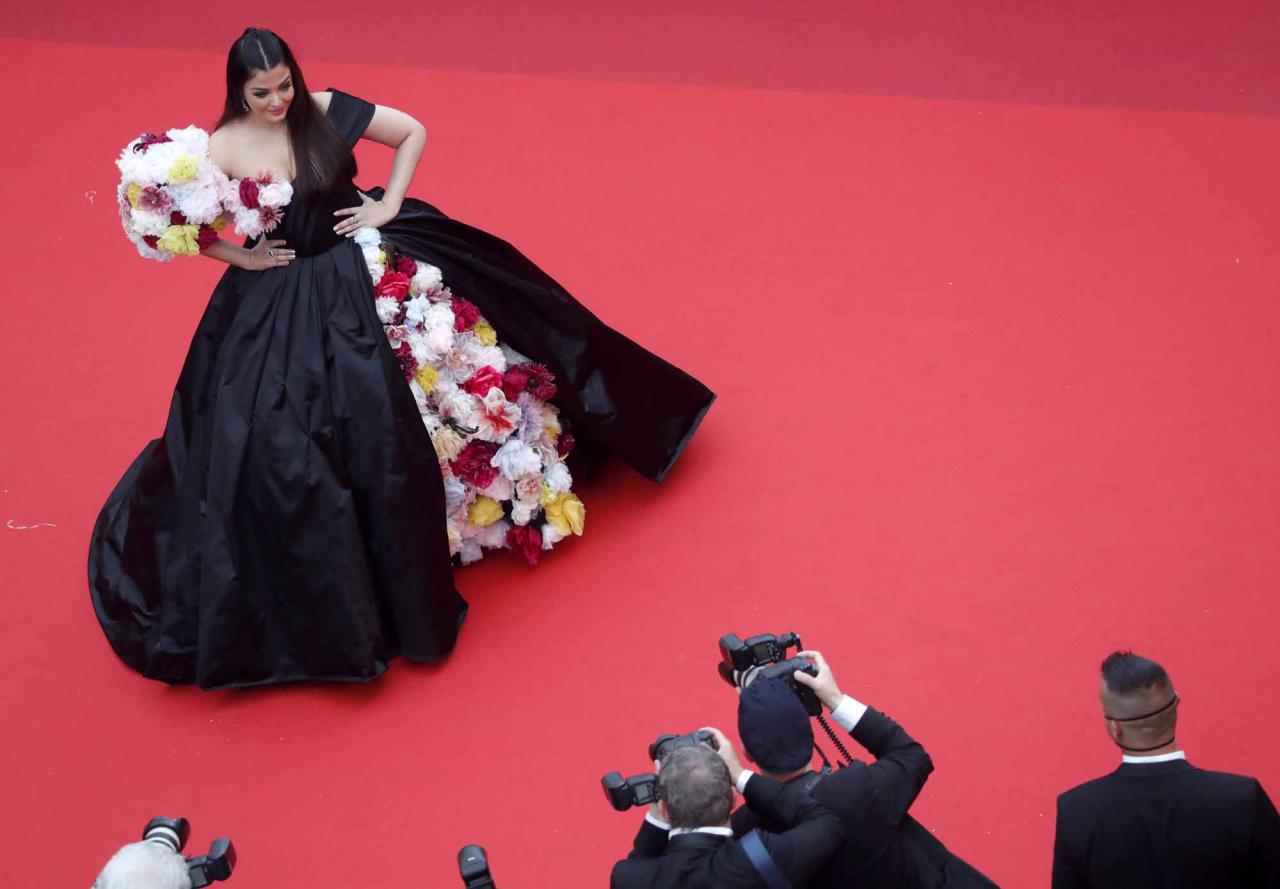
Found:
[89,89,713,689]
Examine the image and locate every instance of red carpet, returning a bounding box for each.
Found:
[2,4,1278,886]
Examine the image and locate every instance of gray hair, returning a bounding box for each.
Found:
[657,745,733,829]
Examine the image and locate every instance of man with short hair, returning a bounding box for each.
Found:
[1052,650,1280,887]
[730,655,994,888]
[610,728,844,889]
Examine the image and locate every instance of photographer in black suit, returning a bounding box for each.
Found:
[730,653,995,888]
[611,727,845,889]
[1052,651,1280,888]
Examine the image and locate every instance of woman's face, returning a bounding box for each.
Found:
[243,63,294,123]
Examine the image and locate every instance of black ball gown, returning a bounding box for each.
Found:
[90,89,714,689]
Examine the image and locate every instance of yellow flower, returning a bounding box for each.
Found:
[157,224,200,255]
[544,491,586,536]
[167,154,199,184]
[543,412,561,439]
[126,183,142,209]
[210,215,229,232]
[474,321,497,346]
[430,426,465,462]
[415,364,439,393]
[468,496,504,527]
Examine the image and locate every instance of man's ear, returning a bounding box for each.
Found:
[1105,718,1122,746]
[657,799,671,824]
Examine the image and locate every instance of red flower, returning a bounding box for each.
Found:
[526,363,557,400]
[393,341,416,381]
[452,441,500,489]
[376,270,412,302]
[134,132,173,153]
[462,366,504,397]
[395,254,418,277]
[507,524,542,566]
[452,296,481,331]
[238,178,261,210]
[196,225,220,252]
[556,431,575,458]
[501,365,532,401]
[169,210,188,226]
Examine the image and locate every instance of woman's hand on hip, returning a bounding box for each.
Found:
[334,192,398,237]
[241,239,294,271]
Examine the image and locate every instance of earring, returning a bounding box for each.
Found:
[242,100,250,112]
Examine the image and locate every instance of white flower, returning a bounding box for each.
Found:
[257,180,293,208]
[512,500,537,527]
[491,439,543,480]
[442,334,485,381]
[501,343,531,366]
[542,523,566,550]
[436,389,478,428]
[354,227,382,248]
[474,388,521,442]
[446,521,462,556]
[459,538,484,565]
[411,263,444,295]
[516,395,552,444]
[403,295,432,330]
[545,461,573,493]
[375,296,402,325]
[474,343,507,373]
[441,473,470,515]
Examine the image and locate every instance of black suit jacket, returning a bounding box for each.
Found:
[731,706,996,889]
[610,772,844,889]
[1052,758,1280,888]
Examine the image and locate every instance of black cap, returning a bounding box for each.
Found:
[737,677,813,773]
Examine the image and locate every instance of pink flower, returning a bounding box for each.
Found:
[452,441,500,488]
[238,179,261,210]
[507,524,543,566]
[376,270,412,302]
[136,186,173,213]
[502,363,557,401]
[384,326,409,348]
[462,366,504,397]
[556,431,575,458]
[452,296,481,331]
[258,206,283,233]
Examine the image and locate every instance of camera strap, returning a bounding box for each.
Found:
[741,830,791,889]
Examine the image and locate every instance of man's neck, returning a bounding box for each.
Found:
[1118,738,1179,758]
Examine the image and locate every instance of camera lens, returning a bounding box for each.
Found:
[142,816,190,853]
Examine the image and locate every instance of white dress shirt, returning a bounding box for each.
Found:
[1122,749,1186,765]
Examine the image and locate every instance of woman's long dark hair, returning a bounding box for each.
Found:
[214,28,356,199]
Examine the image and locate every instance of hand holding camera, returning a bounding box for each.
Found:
[793,650,843,711]
[699,726,746,785]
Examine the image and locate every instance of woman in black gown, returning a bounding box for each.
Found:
[90,28,713,689]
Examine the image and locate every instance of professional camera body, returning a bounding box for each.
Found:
[718,632,821,716]
[603,729,723,811]
[458,844,497,888]
[94,817,235,889]
[718,630,855,768]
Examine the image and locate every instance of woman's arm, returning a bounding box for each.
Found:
[203,237,294,270]
[333,103,427,236]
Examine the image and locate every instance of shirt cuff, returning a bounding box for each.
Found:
[644,811,671,831]
[831,694,868,731]
[735,769,755,794]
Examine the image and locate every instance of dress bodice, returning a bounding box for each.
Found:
[246,88,376,258]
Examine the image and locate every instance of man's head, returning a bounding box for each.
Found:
[1099,651,1179,753]
[737,677,814,778]
[656,744,733,829]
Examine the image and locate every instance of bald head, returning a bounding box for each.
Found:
[1099,651,1178,751]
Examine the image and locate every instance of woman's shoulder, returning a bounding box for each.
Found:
[311,89,334,112]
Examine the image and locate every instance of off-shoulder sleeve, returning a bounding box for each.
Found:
[324,87,376,147]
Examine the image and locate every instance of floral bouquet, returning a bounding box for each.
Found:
[116,127,230,261]
[227,170,293,239]
[356,227,585,566]
[116,127,293,261]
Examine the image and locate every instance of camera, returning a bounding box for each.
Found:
[648,729,719,761]
[718,632,803,682]
[601,771,659,811]
[142,816,236,887]
[748,657,823,716]
[458,844,496,888]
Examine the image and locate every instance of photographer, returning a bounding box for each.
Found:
[732,652,995,888]
[611,727,844,888]
[94,817,234,889]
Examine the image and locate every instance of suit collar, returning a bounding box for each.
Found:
[1115,758,1194,777]
[666,832,730,852]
